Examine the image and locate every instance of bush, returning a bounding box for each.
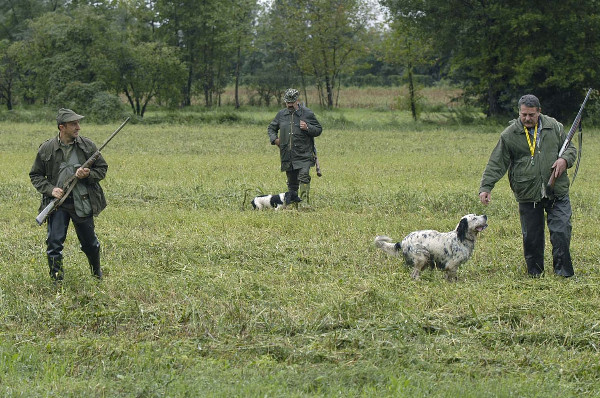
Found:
[52,81,126,123]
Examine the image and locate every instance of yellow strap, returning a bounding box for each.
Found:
[524,123,538,158]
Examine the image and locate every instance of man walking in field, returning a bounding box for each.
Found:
[479,94,576,278]
[268,88,323,209]
[30,108,108,281]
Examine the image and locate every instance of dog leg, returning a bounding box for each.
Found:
[410,258,428,280]
[444,265,459,282]
[410,267,421,280]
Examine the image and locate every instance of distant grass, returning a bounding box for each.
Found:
[219,85,465,112]
[1,109,600,397]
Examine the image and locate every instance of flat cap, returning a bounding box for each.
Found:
[56,108,84,125]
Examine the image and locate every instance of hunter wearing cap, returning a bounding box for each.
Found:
[268,88,323,208]
[29,108,108,281]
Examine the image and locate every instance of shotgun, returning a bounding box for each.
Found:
[35,117,130,225]
[313,143,322,177]
[547,88,592,193]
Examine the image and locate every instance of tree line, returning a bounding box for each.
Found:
[1,0,599,121]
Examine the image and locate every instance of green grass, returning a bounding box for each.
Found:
[1,109,600,397]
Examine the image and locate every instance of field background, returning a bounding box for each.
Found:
[1,91,600,396]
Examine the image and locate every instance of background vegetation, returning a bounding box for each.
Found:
[1,0,599,121]
[1,93,600,395]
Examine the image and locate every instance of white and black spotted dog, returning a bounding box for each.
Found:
[374,214,488,281]
[251,191,302,210]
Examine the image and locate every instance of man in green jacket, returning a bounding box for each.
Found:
[30,108,108,281]
[268,88,322,208]
[479,94,576,277]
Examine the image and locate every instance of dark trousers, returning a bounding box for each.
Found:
[286,167,311,192]
[46,204,100,261]
[518,195,573,277]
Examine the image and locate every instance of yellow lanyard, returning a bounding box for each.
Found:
[524,123,538,160]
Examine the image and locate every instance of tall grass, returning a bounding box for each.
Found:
[1,109,599,397]
[219,85,464,111]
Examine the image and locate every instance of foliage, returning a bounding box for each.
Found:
[267,0,373,108]
[2,106,600,395]
[0,39,17,110]
[2,0,600,120]
[381,0,600,120]
[51,81,126,123]
[113,41,186,117]
[153,0,255,107]
[382,12,435,121]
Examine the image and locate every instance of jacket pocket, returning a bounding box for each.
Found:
[510,174,538,201]
[89,183,107,215]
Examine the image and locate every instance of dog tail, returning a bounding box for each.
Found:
[374,235,401,257]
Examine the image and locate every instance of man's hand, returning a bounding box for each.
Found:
[273,138,280,147]
[551,158,567,179]
[52,187,64,199]
[76,167,90,179]
[479,191,491,205]
[300,120,308,131]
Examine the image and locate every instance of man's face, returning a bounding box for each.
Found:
[59,120,81,143]
[519,105,540,129]
[286,100,298,111]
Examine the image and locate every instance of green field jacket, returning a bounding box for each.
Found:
[480,114,576,202]
[268,105,322,171]
[29,135,108,216]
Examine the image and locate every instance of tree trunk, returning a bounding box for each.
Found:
[407,62,417,122]
[487,86,500,117]
[234,45,241,109]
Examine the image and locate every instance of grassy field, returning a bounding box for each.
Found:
[219,85,464,110]
[1,106,600,397]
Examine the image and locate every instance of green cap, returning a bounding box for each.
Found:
[56,108,84,125]
[283,88,299,103]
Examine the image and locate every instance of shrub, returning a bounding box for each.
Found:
[52,81,126,123]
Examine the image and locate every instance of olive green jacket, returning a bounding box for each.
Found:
[480,114,577,202]
[30,135,108,216]
[268,105,322,171]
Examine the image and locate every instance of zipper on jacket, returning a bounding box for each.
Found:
[289,112,294,151]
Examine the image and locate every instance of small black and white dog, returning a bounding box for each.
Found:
[251,191,302,210]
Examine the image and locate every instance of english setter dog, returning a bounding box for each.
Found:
[374,214,488,281]
[251,191,301,210]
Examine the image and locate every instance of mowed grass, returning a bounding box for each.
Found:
[1,109,600,397]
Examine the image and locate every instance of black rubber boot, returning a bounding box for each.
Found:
[84,246,102,280]
[48,256,64,281]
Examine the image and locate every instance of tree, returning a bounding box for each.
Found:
[382,12,434,120]
[154,0,252,107]
[109,41,186,116]
[17,8,110,103]
[381,0,600,119]
[228,0,259,108]
[268,0,372,108]
[0,40,17,109]
[243,3,301,106]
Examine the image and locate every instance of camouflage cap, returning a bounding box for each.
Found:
[56,108,84,125]
[283,88,300,103]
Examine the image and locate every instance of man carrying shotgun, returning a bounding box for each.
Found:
[479,94,580,278]
[268,88,322,209]
[30,108,108,281]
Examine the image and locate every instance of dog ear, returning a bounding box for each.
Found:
[457,217,468,242]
